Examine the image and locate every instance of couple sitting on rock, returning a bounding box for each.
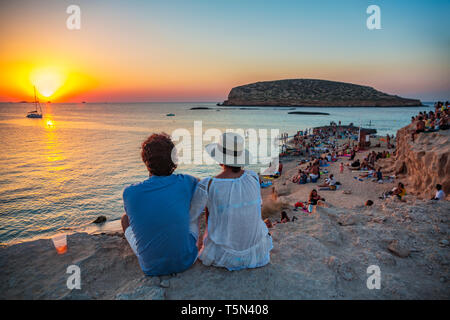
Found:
[121,132,273,276]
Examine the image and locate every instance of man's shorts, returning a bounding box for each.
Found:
[124,227,138,255]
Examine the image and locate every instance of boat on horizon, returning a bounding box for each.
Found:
[26,86,43,119]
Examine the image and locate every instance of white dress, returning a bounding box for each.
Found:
[189,170,273,271]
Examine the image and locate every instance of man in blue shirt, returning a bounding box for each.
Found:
[121,133,198,276]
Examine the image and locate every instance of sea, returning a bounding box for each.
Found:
[0,102,433,243]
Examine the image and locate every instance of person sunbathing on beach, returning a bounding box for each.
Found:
[431,184,445,200]
[292,169,302,183]
[308,189,324,205]
[280,211,290,223]
[358,167,375,178]
[309,164,320,182]
[189,132,272,271]
[360,160,369,170]
[392,182,406,200]
[121,133,198,276]
[382,182,406,200]
[318,174,336,189]
[350,159,360,169]
[376,167,383,182]
[292,169,308,184]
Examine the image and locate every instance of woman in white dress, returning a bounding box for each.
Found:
[189,132,273,271]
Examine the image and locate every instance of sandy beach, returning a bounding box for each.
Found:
[262,138,396,215]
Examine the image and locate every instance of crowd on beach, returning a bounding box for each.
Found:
[263,109,447,225]
[260,122,396,224]
[411,101,449,141]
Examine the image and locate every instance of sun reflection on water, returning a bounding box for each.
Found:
[45,119,55,129]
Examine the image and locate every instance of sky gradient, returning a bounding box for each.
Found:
[0,0,449,102]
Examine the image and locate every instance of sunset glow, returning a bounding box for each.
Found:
[0,0,449,102]
[30,67,66,98]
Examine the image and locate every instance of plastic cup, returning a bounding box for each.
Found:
[52,234,67,254]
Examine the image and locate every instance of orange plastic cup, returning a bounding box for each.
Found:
[52,234,67,254]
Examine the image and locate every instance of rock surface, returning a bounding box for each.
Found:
[380,125,450,199]
[92,216,107,224]
[222,79,422,107]
[1,199,448,299]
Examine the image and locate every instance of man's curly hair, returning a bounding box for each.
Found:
[141,133,177,176]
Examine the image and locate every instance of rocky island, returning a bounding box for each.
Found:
[222,79,423,107]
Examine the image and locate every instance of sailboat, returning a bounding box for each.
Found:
[26,86,43,118]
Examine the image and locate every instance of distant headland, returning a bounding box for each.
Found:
[220,79,423,107]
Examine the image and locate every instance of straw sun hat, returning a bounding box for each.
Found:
[205,132,252,167]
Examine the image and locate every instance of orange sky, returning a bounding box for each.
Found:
[0,0,449,102]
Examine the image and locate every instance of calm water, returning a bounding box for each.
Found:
[0,102,432,243]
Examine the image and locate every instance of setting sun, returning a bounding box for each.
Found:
[29,67,66,98]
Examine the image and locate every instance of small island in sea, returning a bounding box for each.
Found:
[190,107,211,110]
[221,79,423,107]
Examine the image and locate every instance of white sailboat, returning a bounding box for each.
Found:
[26,86,43,118]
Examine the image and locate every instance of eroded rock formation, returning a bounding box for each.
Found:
[382,124,449,199]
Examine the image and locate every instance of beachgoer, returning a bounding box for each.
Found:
[264,218,273,228]
[339,162,344,173]
[122,133,198,276]
[280,211,290,223]
[189,132,272,271]
[376,167,383,182]
[365,200,374,206]
[318,174,336,189]
[308,189,324,205]
[431,184,445,200]
[309,164,320,182]
[278,162,283,175]
[393,182,406,200]
[351,159,360,169]
[271,187,278,201]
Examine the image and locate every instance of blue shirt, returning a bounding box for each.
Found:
[123,174,198,276]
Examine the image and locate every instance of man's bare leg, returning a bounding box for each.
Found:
[121,214,130,232]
